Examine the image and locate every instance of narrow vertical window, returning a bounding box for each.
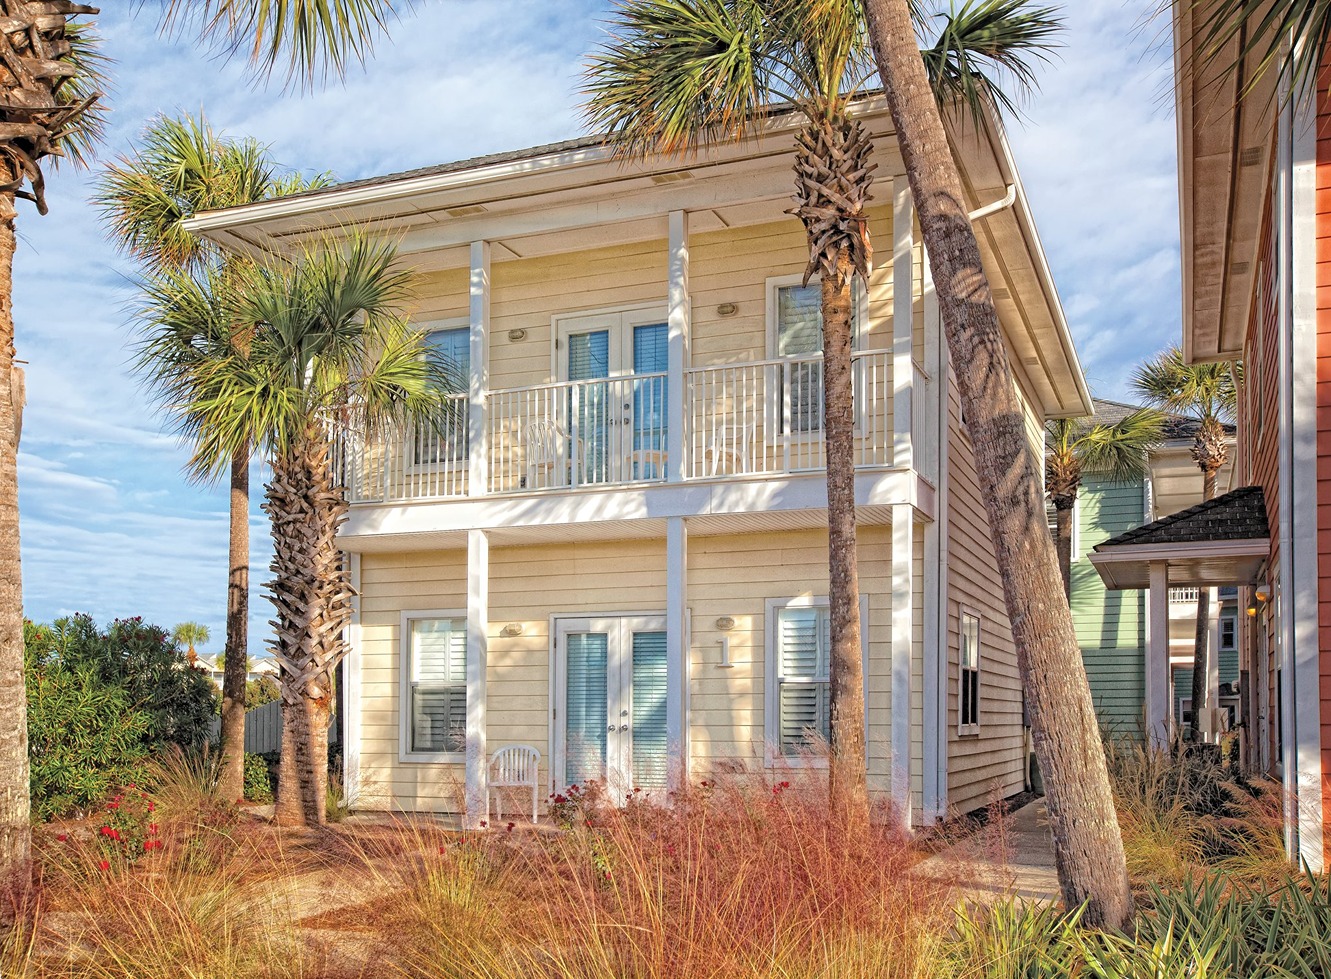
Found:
[775,604,832,754]
[959,610,981,733]
[415,326,470,464]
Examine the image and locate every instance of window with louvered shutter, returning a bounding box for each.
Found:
[776,606,831,754]
[565,632,608,786]
[959,611,980,733]
[631,631,669,790]
[408,618,467,753]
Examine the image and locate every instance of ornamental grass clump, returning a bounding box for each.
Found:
[380,771,954,979]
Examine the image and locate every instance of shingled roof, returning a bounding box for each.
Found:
[1094,485,1268,551]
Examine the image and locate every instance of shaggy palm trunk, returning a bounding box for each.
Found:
[266,428,353,827]
[1188,464,1219,742]
[218,446,249,802]
[790,116,874,816]
[0,189,29,903]
[1054,502,1074,601]
[862,0,1132,929]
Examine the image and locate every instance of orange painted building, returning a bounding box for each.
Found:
[1164,3,1328,869]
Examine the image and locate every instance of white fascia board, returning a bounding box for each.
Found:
[1172,0,1198,364]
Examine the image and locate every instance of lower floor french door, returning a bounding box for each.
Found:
[554,615,668,804]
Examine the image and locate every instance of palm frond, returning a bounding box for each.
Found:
[158,0,400,91]
[1076,408,1167,483]
[918,0,1062,125]
[584,0,780,159]
[50,19,110,169]
[1185,0,1331,105]
[1132,346,1237,425]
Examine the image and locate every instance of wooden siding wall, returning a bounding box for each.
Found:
[1316,83,1331,857]
[1074,478,1147,738]
[943,371,1027,814]
[354,527,897,813]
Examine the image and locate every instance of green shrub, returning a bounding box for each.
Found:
[25,651,152,820]
[243,753,274,803]
[244,675,280,708]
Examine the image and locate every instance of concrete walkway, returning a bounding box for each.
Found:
[916,798,1061,903]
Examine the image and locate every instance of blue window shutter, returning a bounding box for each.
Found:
[630,631,668,791]
[565,633,608,786]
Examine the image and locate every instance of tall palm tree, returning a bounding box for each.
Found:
[1133,346,1236,742]
[138,234,454,826]
[585,0,1059,818]
[860,0,1134,928]
[1183,0,1331,104]
[95,113,330,804]
[173,621,212,665]
[0,0,398,895]
[1046,407,1166,598]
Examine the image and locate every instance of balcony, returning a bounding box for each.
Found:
[336,349,934,505]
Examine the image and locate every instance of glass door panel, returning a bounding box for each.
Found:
[631,323,668,480]
[629,630,669,792]
[564,631,608,787]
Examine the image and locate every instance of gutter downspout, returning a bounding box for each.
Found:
[968,184,1016,222]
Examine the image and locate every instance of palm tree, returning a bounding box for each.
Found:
[1133,346,1236,742]
[173,621,212,665]
[0,0,398,895]
[1183,0,1331,104]
[585,0,1059,818]
[138,234,454,826]
[95,112,330,804]
[1046,408,1165,598]
[860,0,1134,928]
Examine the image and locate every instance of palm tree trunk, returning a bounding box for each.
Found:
[218,445,249,802]
[862,0,1132,929]
[0,188,30,904]
[266,428,352,827]
[1055,504,1073,601]
[821,248,867,816]
[1188,467,1218,742]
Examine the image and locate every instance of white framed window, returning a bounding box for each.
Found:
[413,319,470,466]
[766,275,867,436]
[400,610,468,761]
[1219,609,1238,652]
[958,608,981,735]
[764,596,868,766]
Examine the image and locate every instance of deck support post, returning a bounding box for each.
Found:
[892,177,914,471]
[465,529,490,827]
[469,240,491,497]
[666,516,689,790]
[891,504,914,828]
[1146,561,1170,749]
[667,211,690,482]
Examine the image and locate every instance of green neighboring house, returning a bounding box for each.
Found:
[1056,400,1237,740]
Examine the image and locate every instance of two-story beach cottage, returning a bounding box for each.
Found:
[187,96,1091,828]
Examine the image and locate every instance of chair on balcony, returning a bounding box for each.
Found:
[703,417,755,476]
[524,419,571,489]
[487,744,541,823]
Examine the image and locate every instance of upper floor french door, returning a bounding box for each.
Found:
[556,307,668,485]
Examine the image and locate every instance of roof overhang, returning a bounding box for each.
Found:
[183,96,1090,418]
[1088,537,1268,590]
[1173,0,1280,364]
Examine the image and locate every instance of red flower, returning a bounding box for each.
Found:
[146,802,155,812]
[479,820,488,828]
[148,824,158,836]
[553,794,567,805]
[55,834,67,842]
[106,802,119,811]
[98,860,109,871]
[438,846,446,855]
[506,822,516,832]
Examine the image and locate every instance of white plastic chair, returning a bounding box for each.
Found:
[487,744,541,824]
[524,420,569,488]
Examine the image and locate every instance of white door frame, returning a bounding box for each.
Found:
[551,612,668,803]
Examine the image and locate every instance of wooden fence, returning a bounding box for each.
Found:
[208,701,339,755]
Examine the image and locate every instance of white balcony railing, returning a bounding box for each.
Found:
[1169,586,1200,604]
[336,349,932,505]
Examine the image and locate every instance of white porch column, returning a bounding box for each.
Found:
[891,503,914,827]
[468,240,491,497]
[666,517,689,789]
[892,177,914,470]
[464,529,489,827]
[1146,561,1170,748]
[1206,587,1221,742]
[344,553,362,804]
[921,252,948,823]
[667,211,690,483]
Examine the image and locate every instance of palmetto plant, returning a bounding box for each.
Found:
[96,113,331,804]
[139,234,455,826]
[1046,408,1165,598]
[1181,0,1331,104]
[585,0,1059,816]
[172,621,212,663]
[1133,346,1236,742]
[861,0,1134,927]
[0,0,400,890]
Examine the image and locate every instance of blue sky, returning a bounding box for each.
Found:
[16,1,1180,656]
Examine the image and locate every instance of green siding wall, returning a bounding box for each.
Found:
[1070,478,1146,738]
